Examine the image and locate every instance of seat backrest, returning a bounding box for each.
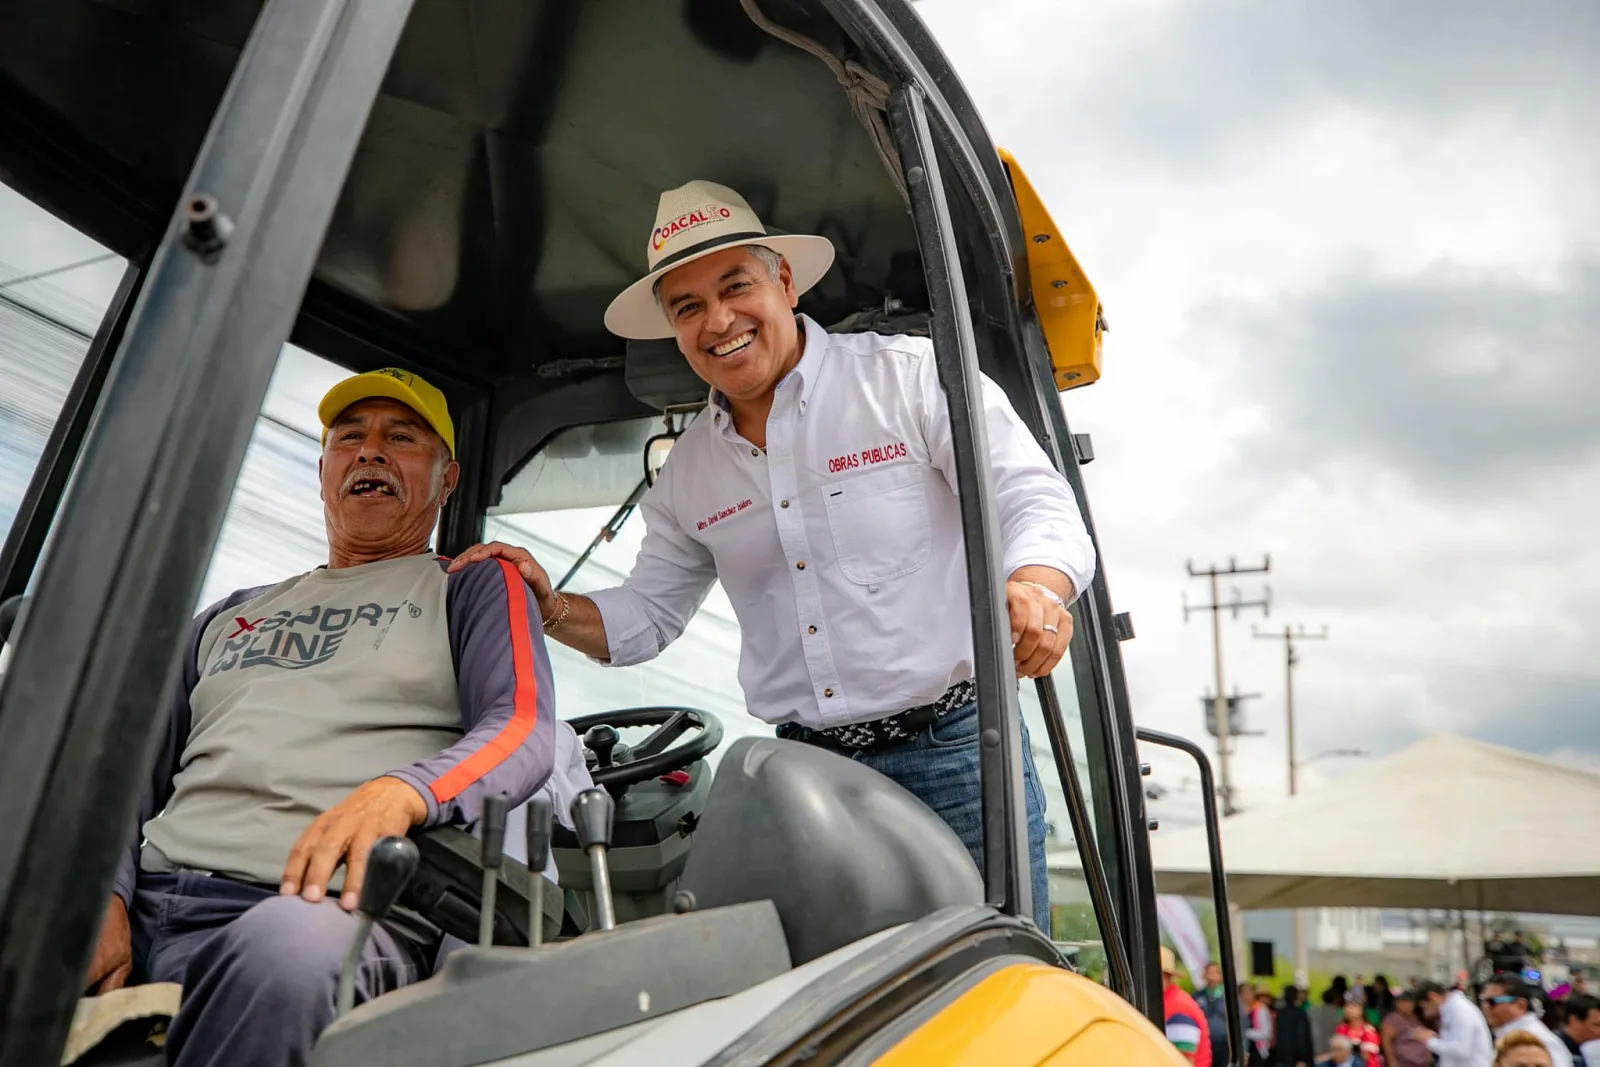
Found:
[678,738,983,964]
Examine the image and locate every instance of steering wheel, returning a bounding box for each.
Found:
[565,707,723,790]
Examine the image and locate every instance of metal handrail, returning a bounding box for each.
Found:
[1038,679,1134,995]
[1137,727,1243,1067]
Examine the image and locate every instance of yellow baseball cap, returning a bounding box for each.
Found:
[317,367,455,458]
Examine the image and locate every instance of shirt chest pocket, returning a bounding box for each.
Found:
[821,463,933,585]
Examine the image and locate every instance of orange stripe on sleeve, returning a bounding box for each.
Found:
[429,558,540,804]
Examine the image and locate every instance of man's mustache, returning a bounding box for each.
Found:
[339,465,406,504]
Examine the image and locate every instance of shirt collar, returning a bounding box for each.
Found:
[708,313,827,432]
[786,313,827,407]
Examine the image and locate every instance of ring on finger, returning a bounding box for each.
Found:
[1042,623,1059,634]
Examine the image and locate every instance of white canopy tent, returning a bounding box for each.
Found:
[1148,733,1600,916]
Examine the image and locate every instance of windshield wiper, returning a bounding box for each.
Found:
[555,476,649,592]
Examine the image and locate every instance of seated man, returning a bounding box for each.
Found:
[82,368,579,1067]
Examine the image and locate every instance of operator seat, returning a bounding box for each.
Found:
[676,737,984,965]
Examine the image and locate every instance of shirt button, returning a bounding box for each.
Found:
[751,447,760,457]
[796,561,806,570]
[824,688,834,698]
[780,499,789,508]
[807,625,817,634]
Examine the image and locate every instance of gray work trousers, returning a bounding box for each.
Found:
[130,871,431,1067]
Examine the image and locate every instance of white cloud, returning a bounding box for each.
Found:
[916,0,1600,809]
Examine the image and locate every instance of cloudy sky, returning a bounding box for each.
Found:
[3,2,1598,839]
[913,0,1600,815]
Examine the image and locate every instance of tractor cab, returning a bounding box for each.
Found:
[0,1,1239,1063]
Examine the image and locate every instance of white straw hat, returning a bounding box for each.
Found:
[603,180,835,340]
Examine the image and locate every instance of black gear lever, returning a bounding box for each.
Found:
[571,788,617,931]
[584,725,620,769]
[585,725,631,799]
[524,796,554,949]
[336,836,418,1017]
[478,794,508,947]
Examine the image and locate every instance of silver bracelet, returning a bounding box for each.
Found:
[1020,580,1068,612]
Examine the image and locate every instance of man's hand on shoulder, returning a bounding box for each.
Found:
[280,776,427,911]
[447,541,559,622]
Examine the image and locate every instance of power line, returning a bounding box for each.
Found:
[0,253,118,292]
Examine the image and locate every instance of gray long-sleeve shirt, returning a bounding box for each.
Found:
[114,553,558,901]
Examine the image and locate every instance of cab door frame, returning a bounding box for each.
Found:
[0,1,416,1059]
[829,0,1161,1016]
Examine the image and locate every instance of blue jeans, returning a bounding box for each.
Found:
[842,701,1052,933]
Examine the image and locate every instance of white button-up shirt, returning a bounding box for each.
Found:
[1494,1013,1573,1067]
[1426,990,1496,1067]
[586,314,1095,728]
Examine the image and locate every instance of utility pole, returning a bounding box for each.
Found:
[1254,623,1327,987]
[1253,624,1328,797]
[1184,557,1271,816]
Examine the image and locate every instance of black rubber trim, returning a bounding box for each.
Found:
[704,906,1061,1067]
[837,954,1039,1066]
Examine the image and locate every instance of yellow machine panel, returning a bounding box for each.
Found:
[874,963,1188,1067]
[998,149,1105,391]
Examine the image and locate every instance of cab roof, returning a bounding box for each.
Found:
[0,0,921,390]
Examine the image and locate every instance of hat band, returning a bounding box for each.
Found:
[651,230,768,277]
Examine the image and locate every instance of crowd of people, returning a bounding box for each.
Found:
[1162,955,1600,1067]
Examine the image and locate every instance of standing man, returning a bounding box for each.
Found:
[1163,947,1215,1066]
[1275,985,1316,1067]
[1198,962,1233,1067]
[452,180,1095,931]
[1415,980,1496,1067]
[1558,994,1599,1065]
[1482,976,1574,1067]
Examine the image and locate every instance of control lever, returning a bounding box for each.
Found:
[336,836,418,1017]
[584,725,620,769]
[585,725,630,798]
[478,794,508,948]
[525,796,554,949]
[571,789,617,931]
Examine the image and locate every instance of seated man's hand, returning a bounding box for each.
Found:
[280,776,427,911]
[446,542,558,620]
[86,895,132,993]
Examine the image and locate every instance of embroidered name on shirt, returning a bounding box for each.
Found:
[827,441,908,474]
[698,498,753,531]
